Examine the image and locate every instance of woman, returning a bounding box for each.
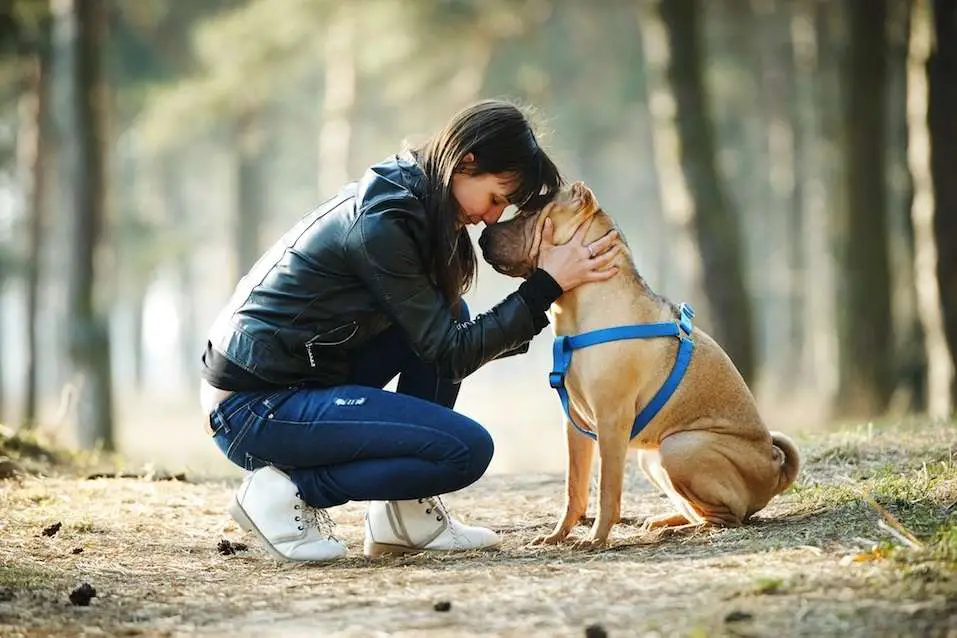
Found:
[200,100,621,562]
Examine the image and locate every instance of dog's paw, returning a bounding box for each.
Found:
[529,532,567,546]
[569,536,607,550]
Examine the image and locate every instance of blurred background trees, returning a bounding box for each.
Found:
[0,0,953,473]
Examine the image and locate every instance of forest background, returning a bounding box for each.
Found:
[0,0,954,477]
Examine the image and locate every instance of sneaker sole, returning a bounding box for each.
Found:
[227,497,292,561]
[363,539,424,558]
[228,497,254,533]
[363,538,502,558]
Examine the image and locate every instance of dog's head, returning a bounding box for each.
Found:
[478,181,601,278]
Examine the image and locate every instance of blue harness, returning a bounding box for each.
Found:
[548,303,697,440]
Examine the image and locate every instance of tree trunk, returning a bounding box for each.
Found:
[706,0,771,386]
[836,0,894,417]
[751,0,805,394]
[234,111,266,279]
[160,154,199,389]
[17,24,52,430]
[53,0,114,449]
[797,0,844,408]
[885,0,925,415]
[929,0,957,408]
[656,0,756,383]
[317,5,355,199]
[909,0,954,418]
[0,271,4,423]
[636,2,707,306]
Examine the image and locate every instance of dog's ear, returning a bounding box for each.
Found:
[571,181,600,217]
[550,182,601,244]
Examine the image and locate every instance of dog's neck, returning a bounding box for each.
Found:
[550,211,672,336]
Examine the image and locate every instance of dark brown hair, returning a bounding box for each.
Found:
[412,100,563,305]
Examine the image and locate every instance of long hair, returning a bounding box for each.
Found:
[411,100,563,306]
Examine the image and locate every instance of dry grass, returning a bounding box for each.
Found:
[1,419,956,637]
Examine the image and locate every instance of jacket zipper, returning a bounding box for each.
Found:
[304,322,359,368]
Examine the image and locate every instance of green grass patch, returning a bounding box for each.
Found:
[785,453,957,550]
[926,517,957,564]
[0,424,117,477]
[0,426,65,465]
[72,520,97,534]
[788,482,859,511]
[0,564,55,590]
[752,576,787,595]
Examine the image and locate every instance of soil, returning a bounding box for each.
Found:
[1,421,956,637]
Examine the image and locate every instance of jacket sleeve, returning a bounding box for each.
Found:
[345,196,544,382]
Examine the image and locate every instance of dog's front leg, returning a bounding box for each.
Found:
[531,418,595,545]
[578,417,631,547]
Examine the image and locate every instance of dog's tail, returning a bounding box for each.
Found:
[770,431,800,494]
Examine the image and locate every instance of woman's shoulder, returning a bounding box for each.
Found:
[356,153,428,213]
[345,154,431,253]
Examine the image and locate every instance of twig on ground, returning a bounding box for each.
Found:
[838,475,925,550]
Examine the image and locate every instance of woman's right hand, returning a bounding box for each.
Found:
[536,217,622,291]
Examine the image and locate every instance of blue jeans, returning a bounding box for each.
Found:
[207,303,495,509]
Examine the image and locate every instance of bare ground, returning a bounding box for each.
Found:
[1,419,956,638]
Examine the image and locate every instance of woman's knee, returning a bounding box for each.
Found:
[449,417,494,485]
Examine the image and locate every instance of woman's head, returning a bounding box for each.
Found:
[413,100,563,303]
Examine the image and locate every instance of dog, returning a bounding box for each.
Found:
[478,182,800,546]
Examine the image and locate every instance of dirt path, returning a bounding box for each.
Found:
[1,421,956,637]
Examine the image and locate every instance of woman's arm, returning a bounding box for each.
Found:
[346,197,551,382]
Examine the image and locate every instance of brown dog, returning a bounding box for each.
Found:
[479,182,800,546]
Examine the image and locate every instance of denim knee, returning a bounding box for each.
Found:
[456,421,494,487]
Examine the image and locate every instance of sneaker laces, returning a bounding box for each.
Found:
[419,496,466,547]
[418,496,448,520]
[295,492,340,541]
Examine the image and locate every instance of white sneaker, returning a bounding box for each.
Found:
[363,497,501,557]
[228,466,347,562]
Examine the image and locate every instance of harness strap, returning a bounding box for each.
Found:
[548,303,696,441]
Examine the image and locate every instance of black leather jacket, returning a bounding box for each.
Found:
[205,154,550,388]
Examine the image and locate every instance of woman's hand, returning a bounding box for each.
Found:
[536,217,621,291]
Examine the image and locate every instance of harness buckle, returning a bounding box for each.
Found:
[677,303,695,338]
[548,371,565,388]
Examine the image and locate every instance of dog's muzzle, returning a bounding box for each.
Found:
[477,228,491,252]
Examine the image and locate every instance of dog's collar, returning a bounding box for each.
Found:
[548,303,696,441]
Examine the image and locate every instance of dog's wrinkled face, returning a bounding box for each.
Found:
[478,181,600,278]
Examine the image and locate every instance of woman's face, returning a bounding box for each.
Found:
[451,154,519,227]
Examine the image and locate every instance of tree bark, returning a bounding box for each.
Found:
[929,0,957,408]
[0,266,4,422]
[636,2,707,306]
[656,0,756,383]
[797,0,844,407]
[909,0,954,418]
[752,0,805,392]
[234,111,266,279]
[836,0,894,417]
[884,0,924,414]
[53,0,114,449]
[789,1,822,387]
[17,22,52,430]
